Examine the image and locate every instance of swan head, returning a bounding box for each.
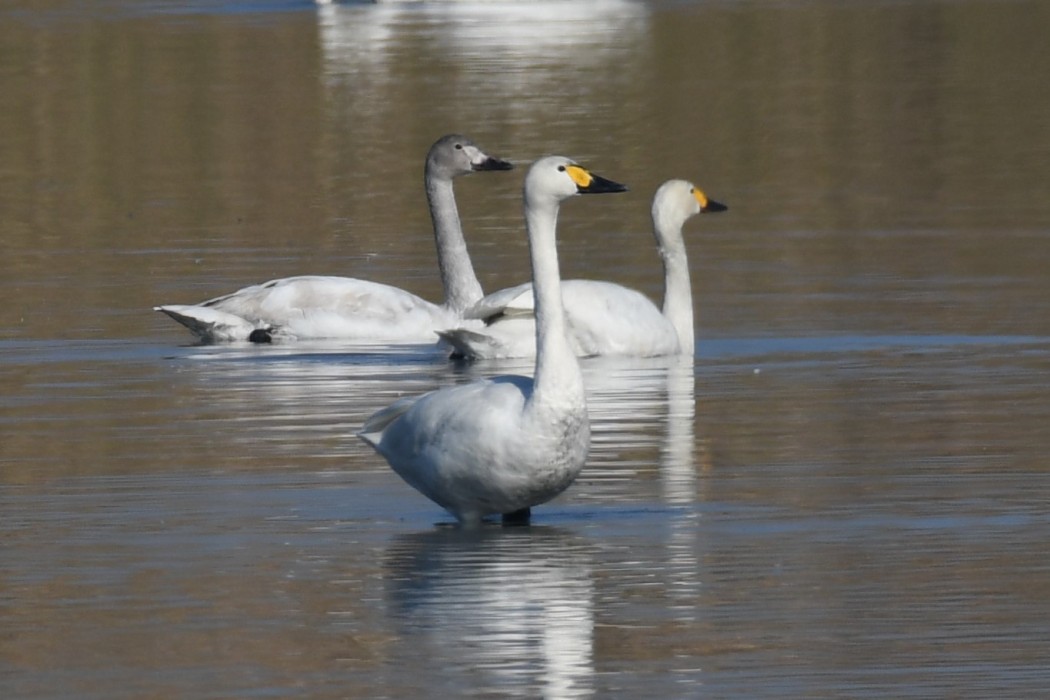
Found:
[652,179,727,231]
[525,156,628,204]
[427,134,514,179]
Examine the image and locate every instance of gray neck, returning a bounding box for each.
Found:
[425,175,484,314]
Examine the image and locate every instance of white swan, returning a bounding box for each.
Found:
[358,156,628,525]
[154,134,512,344]
[438,178,726,359]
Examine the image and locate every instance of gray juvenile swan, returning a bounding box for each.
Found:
[154,134,512,343]
[439,178,726,359]
[358,156,628,525]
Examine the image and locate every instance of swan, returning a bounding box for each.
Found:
[358,155,628,525]
[154,134,512,344]
[438,178,726,359]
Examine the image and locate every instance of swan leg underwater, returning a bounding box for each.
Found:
[358,156,628,525]
[440,178,726,359]
[154,134,512,344]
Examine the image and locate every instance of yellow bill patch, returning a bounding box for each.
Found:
[691,187,710,209]
[565,164,593,188]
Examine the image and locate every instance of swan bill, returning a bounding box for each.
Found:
[474,156,514,172]
[702,199,727,213]
[564,164,628,194]
[691,187,728,213]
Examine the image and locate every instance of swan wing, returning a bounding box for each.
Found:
[198,275,464,343]
[358,376,548,518]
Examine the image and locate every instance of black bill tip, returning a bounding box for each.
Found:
[475,156,514,172]
[579,173,629,194]
[703,199,728,213]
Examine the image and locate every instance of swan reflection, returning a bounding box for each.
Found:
[163,343,459,464]
[659,355,699,506]
[317,0,649,92]
[384,527,595,698]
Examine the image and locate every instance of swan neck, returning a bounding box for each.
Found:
[426,174,484,313]
[525,196,582,399]
[656,214,695,355]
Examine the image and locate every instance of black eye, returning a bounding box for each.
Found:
[558,165,566,172]
[455,143,463,150]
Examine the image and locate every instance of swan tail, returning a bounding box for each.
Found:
[357,395,420,449]
[435,328,500,360]
[154,304,261,343]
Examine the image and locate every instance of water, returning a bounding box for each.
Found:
[3,0,1050,697]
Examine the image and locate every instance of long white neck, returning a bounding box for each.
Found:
[426,174,484,314]
[524,191,582,404]
[655,209,695,355]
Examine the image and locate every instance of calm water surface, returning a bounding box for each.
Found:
[3,0,1050,698]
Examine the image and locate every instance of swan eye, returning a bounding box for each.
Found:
[557,165,566,172]
[454,143,463,150]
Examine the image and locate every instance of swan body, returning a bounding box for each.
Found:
[440,179,726,359]
[155,134,512,344]
[359,155,628,524]
[159,275,465,344]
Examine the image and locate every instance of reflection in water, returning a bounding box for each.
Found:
[167,342,461,466]
[659,356,698,506]
[383,527,595,699]
[318,0,648,79]
[658,357,704,623]
[316,0,649,140]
